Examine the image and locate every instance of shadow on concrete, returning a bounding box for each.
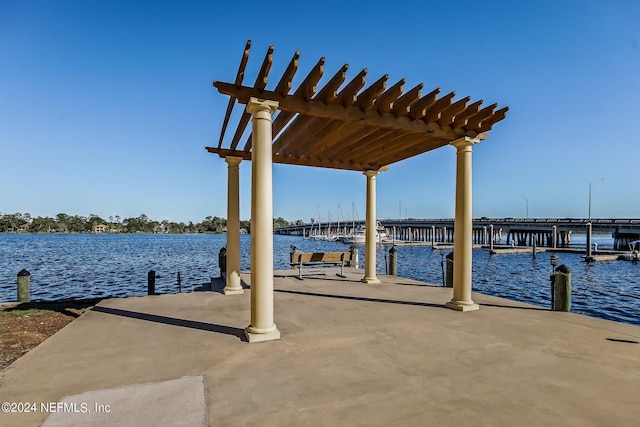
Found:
[274,273,363,283]
[275,289,549,313]
[92,306,246,341]
[391,281,442,288]
[606,337,639,344]
[274,273,440,288]
[274,289,445,309]
[479,302,548,312]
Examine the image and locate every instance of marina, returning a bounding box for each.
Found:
[278,217,640,251]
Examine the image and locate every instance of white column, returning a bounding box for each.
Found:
[245,97,280,343]
[446,137,480,312]
[362,170,380,284]
[224,156,243,295]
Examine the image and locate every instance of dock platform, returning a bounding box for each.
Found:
[1,268,639,426]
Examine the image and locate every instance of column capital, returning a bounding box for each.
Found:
[363,170,380,178]
[450,136,481,151]
[225,156,243,167]
[247,97,279,116]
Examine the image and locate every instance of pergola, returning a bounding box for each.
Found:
[206,40,508,343]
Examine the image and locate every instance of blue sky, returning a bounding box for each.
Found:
[1,1,638,223]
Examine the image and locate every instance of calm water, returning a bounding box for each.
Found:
[1,233,638,326]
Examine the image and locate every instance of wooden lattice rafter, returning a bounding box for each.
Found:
[207,41,509,172]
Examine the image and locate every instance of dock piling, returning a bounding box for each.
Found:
[445,252,454,288]
[388,246,397,276]
[148,270,156,295]
[553,265,572,312]
[17,269,30,303]
[550,254,558,308]
[218,247,227,278]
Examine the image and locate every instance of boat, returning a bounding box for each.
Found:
[619,240,640,261]
[339,223,387,244]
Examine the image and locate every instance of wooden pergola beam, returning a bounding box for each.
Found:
[335,68,367,107]
[324,125,387,161]
[205,147,252,160]
[439,96,471,127]
[451,100,483,129]
[316,64,348,104]
[274,115,324,157]
[298,57,325,101]
[254,44,275,90]
[392,83,422,117]
[408,88,441,120]
[375,79,405,114]
[274,51,300,96]
[365,133,447,166]
[465,103,497,130]
[273,153,374,171]
[351,129,411,160]
[229,114,251,151]
[477,106,509,132]
[263,57,326,151]
[424,91,455,122]
[355,74,388,112]
[288,120,352,159]
[272,64,349,157]
[217,39,251,149]
[214,82,455,138]
[206,146,375,171]
[228,44,275,151]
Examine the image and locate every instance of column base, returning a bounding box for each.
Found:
[222,273,244,295]
[445,300,480,312]
[361,276,381,284]
[244,325,281,343]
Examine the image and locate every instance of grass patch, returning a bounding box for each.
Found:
[0,308,49,318]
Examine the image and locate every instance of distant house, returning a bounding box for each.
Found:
[18,223,30,232]
[93,224,108,233]
[154,222,169,234]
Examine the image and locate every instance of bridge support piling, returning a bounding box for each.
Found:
[431,226,436,247]
[489,225,494,252]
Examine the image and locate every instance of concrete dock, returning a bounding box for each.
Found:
[1,268,639,426]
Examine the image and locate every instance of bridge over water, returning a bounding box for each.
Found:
[275,218,640,250]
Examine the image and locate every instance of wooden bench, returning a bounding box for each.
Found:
[289,249,353,280]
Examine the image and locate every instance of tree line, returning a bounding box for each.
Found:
[0,212,300,234]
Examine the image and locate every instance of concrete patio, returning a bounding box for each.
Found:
[1,268,639,426]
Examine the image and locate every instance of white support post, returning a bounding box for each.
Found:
[224,156,243,295]
[446,137,480,312]
[362,170,380,284]
[245,97,280,343]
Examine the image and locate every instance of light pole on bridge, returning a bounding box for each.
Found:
[588,178,604,221]
[519,194,529,219]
